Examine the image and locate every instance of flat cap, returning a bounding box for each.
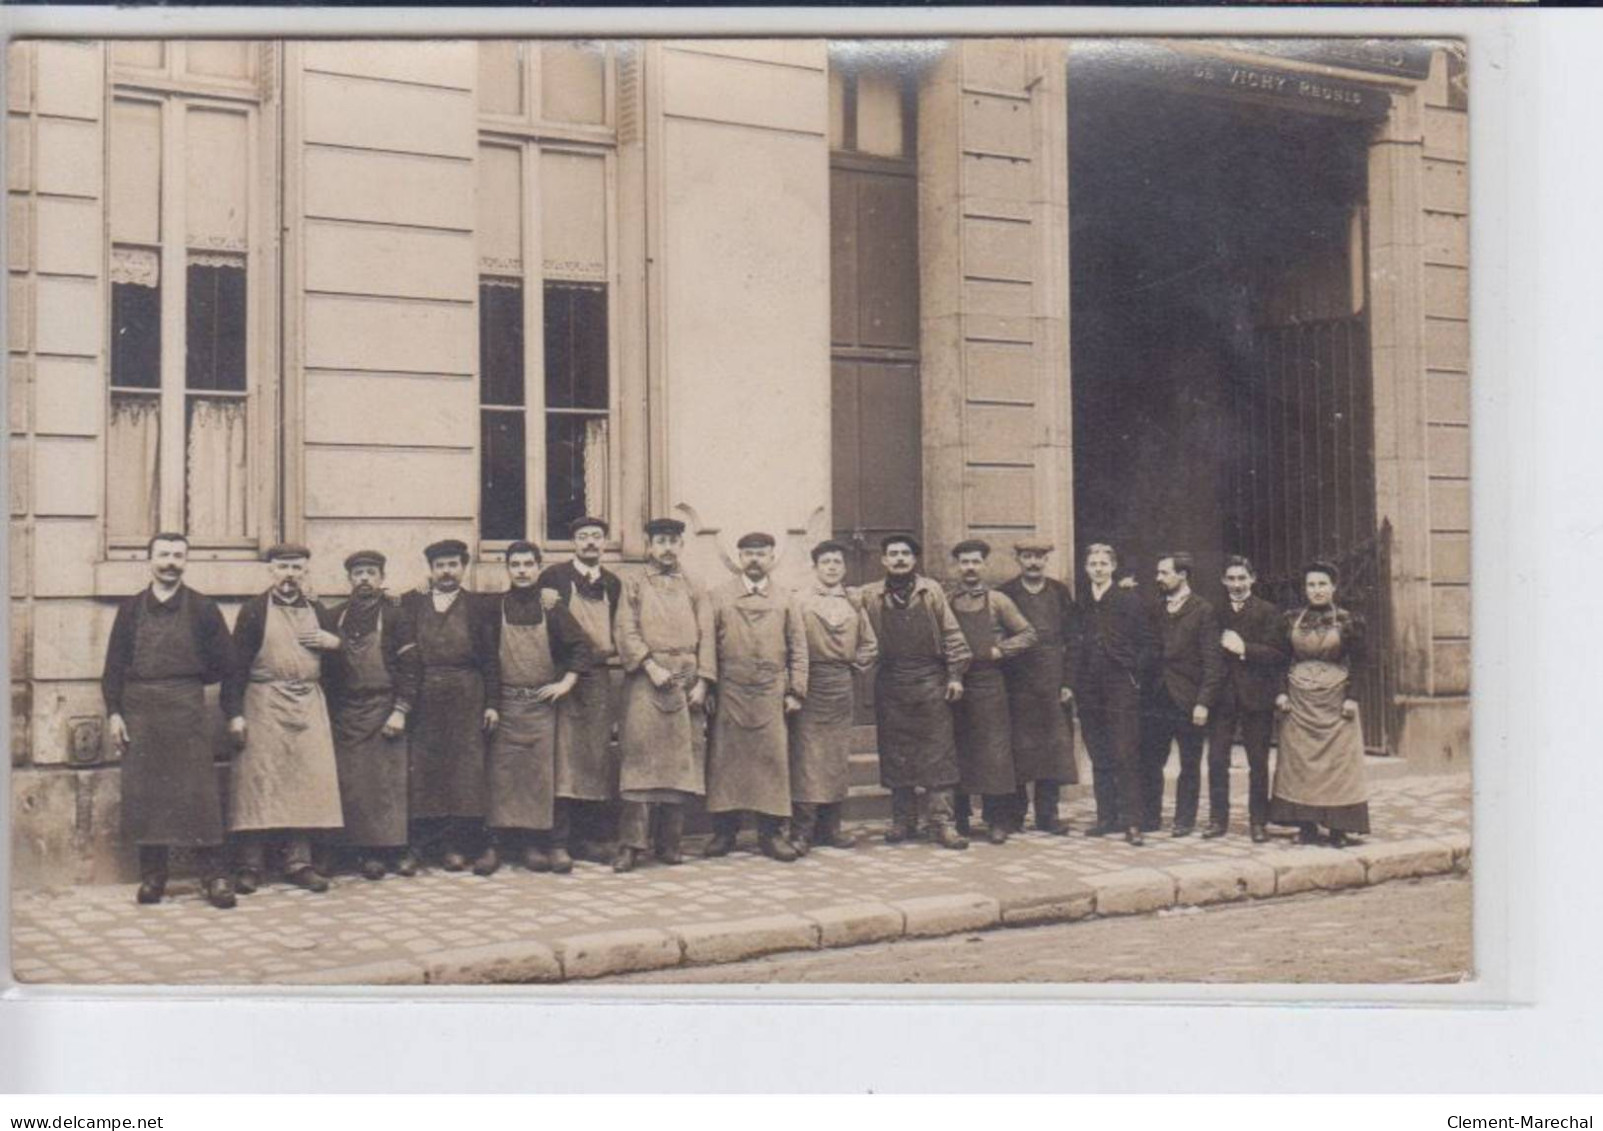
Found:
[264,542,311,561]
[951,538,992,558]
[880,532,921,555]
[569,515,610,537]
[735,531,776,550]
[423,538,471,563]
[343,549,387,572]
[644,517,686,538]
[1013,537,1055,554]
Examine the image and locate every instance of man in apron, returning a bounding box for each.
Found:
[479,540,595,875]
[789,539,878,854]
[536,515,624,870]
[858,534,972,850]
[400,539,502,871]
[998,538,1081,836]
[703,531,809,862]
[327,550,420,880]
[613,517,715,872]
[946,540,1038,844]
[102,532,237,909]
[224,544,345,893]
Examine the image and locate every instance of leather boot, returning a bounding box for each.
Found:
[1202,822,1228,839]
[655,807,686,865]
[1250,824,1269,844]
[206,876,238,910]
[931,823,969,851]
[760,834,799,862]
[953,794,972,838]
[395,848,421,877]
[288,865,330,893]
[1125,826,1145,847]
[612,845,639,873]
[473,845,501,876]
[523,845,552,872]
[135,879,165,905]
[360,857,388,881]
[819,805,854,849]
[549,847,575,874]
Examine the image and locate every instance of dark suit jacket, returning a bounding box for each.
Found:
[222,592,342,718]
[534,560,623,615]
[1076,583,1157,687]
[323,593,422,714]
[1148,591,1225,712]
[1214,593,1287,713]
[397,589,503,707]
[998,575,1080,691]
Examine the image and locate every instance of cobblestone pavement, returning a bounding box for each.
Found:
[9,772,1470,986]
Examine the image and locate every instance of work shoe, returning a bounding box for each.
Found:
[827,831,857,849]
[441,851,468,872]
[702,832,736,858]
[1296,824,1321,846]
[612,846,639,873]
[1250,824,1269,844]
[885,819,917,845]
[1328,830,1350,849]
[1171,824,1195,839]
[234,869,261,895]
[549,847,574,874]
[759,835,798,863]
[360,857,387,881]
[135,879,165,905]
[523,846,553,873]
[472,846,501,876]
[205,877,237,910]
[1084,823,1117,838]
[1037,818,1071,837]
[288,866,330,893]
[395,850,421,877]
[1125,827,1145,847]
[987,824,1009,846]
[1202,823,1228,840]
[931,824,969,851]
[790,834,811,857]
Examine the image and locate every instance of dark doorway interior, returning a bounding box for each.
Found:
[1067,64,1376,598]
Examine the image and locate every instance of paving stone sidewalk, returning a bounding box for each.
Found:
[9,772,1470,986]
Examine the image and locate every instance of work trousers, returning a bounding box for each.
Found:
[1015,780,1064,831]
[889,785,956,831]
[409,816,484,858]
[1139,693,1209,830]
[1078,663,1143,829]
[954,791,1022,833]
[234,831,315,876]
[1207,704,1277,828]
[710,811,788,842]
[617,800,686,853]
[791,801,845,846]
[139,844,227,885]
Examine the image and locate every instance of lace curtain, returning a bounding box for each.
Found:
[583,416,609,517]
[107,395,160,540]
[186,397,249,540]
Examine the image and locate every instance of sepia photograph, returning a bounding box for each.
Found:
[4,33,1473,988]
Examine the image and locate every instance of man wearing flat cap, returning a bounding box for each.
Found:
[703,531,809,862]
[400,538,501,871]
[999,538,1081,835]
[326,550,421,880]
[858,533,972,850]
[535,516,625,869]
[613,516,715,872]
[946,539,1037,844]
[224,543,345,893]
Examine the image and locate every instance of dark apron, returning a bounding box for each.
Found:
[487,607,559,830]
[952,598,1016,796]
[789,660,855,804]
[408,596,487,819]
[121,655,225,847]
[555,590,619,801]
[332,605,409,847]
[873,602,959,790]
[1004,587,1079,785]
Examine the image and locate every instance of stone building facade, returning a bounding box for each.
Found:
[5,37,1470,885]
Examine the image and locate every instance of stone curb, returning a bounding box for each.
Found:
[1164,859,1277,906]
[278,959,427,987]
[1353,837,1456,884]
[998,881,1097,927]
[674,914,821,966]
[890,893,1002,938]
[554,928,682,981]
[804,901,906,948]
[1269,846,1368,895]
[426,941,562,985]
[1083,867,1178,916]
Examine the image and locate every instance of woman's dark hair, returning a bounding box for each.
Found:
[1302,559,1341,587]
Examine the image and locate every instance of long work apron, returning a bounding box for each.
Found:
[952,598,1017,796]
[555,589,619,801]
[331,605,408,847]
[120,602,224,846]
[706,597,791,817]
[230,602,344,832]
[789,660,854,804]
[409,595,487,819]
[874,602,959,790]
[1003,586,1078,786]
[619,576,706,797]
[487,606,559,830]
[1273,618,1368,809]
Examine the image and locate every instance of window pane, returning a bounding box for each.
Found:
[541,42,605,125]
[477,144,523,273]
[480,410,527,541]
[545,413,609,542]
[107,393,160,541]
[540,150,606,282]
[110,258,161,390]
[186,257,247,392]
[186,396,249,540]
[479,279,525,407]
[479,41,524,116]
[185,107,249,252]
[110,99,161,245]
[543,283,607,410]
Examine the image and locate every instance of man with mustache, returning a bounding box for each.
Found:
[478,540,594,876]
[102,532,238,909]
[400,539,502,872]
[998,538,1081,836]
[613,517,715,872]
[946,540,1037,844]
[1205,555,1287,842]
[703,531,809,862]
[535,516,624,870]
[326,550,421,880]
[224,544,345,894]
[859,534,972,850]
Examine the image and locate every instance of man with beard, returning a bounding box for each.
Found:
[224,544,345,894]
[478,541,595,876]
[613,517,715,872]
[859,534,972,850]
[102,532,237,909]
[703,532,809,862]
[400,539,501,871]
[946,540,1037,844]
[1076,542,1157,845]
[998,538,1081,836]
[1205,555,1287,842]
[326,550,420,880]
[1137,552,1224,838]
[536,516,624,870]
[788,540,878,854]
